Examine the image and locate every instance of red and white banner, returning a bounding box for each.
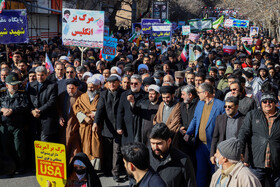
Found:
[223,46,237,55]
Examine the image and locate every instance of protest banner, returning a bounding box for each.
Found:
[223,46,237,55]
[201,19,212,30]
[178,21,185,29]
[34,141,67,187]
[141,19,160,34]
[189,33,200,42]
[224,19,233,27]
[102,36,118,61]
[155,36,171,49]
[188,19,200,32]
[189,44,203,62]
[242,37,253,45]
[233,19,249,28]
[62,8,104,48]
[250,27,259,37]
[188,19,212,32]
[182,25,190,35]
[151,24,171,39]
[0,9,28,44]
[104,26,109,36]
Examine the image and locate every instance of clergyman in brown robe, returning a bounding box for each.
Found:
[73,76,103,170]
[153,86,181,147]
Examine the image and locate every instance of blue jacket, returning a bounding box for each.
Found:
[186,98,225,151]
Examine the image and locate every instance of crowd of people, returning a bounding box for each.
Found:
[0,21,280,187]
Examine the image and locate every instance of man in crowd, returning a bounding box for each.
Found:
[179,85,199,160]
[94,74,124,181]
[117,74,145,144]
[57,79,82,163]
[185,82,225,187]
[0,73,29,173]
[210,97,245,164]
[238,92,280,186]
[27,66,59,142]
[229,81,256,115]
[130,84,161,146]
[149,123,196,187]
[210,138,261,187]
[47,62,65,83]
[73,76,102,170]
[153,86,181,147]
[121,142,166,187]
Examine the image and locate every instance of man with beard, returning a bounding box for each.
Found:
[17,60,29,81]
[73,76,102,170]
[149,123,196,187]
[117,74,146,144]
[153,86,181,147]
[94,74,124,181]
[179,85,199,161]
[57,79,82,163]
[174,71,186,100]
[130,84,161,146]
[121,142,166,187]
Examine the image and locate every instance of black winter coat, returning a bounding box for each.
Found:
[0,89,29,128]
[94,87,124,138]
[27,80,59,135]
[116,89,146,144]
[238,109,280,169]
[149,147,196,187]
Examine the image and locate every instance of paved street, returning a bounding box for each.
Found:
[0,172,129,187]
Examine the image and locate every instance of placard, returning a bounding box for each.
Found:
[0,9,29,44]
[35,141,67,187]
[62,8,104,48]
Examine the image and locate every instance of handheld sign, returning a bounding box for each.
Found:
[35,141,67,187]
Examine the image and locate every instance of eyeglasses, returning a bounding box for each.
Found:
[66,71,74,74]
[230,88,238,91]
[224,105,233,109]
[262,100,274,104]
[131,82,138,85]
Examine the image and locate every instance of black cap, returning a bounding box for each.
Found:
[143,77,156,86]
[66,78,79,86]
[5,73,21,85]
[160,86,175,94]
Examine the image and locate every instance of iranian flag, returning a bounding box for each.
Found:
[243,43,252,55]
[45,53,54,74]
[128,33,137,43]
[181,44,188,62]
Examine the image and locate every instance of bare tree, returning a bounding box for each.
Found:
[218,0,280,40]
